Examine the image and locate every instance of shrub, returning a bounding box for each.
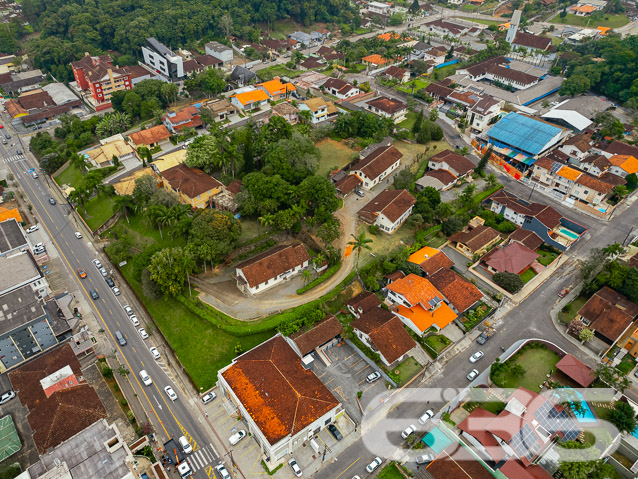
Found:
[297,263,341,294]
[493,272,524,293]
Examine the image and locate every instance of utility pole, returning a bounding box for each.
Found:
[225,449,236,467]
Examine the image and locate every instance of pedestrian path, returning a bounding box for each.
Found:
[3,154,24,163]
[186,442,220,473]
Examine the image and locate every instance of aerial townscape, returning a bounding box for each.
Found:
[0,0,638,478]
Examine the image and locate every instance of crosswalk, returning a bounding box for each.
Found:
[3,154,24,164]
[186,443,219,472]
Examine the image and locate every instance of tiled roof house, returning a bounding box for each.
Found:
[350,145,403,190]
[357,189,416,234]
[577,287,638,345]
[159,164,222,209]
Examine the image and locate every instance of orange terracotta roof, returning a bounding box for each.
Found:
[597,26,610,35]
[396,302,457,332]
[129,125,171,146]
[257,77,296,96]
[222,335,339,445]
[231,88,270,106]
[408,246,441,266]
[361,54,392,66]
[608,154,632,166]
[377,32,404,41]
[556,165,581,181]
[571,5,596,12]
[387,273,444,307]
[619,156,638,174]
[0,207,22,223]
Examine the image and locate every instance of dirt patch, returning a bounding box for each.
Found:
[494,2,513,17]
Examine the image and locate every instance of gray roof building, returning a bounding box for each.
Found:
[0,218,28,257]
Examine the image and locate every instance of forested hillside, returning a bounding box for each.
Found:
[18,0,356,81]
[561,36,638,106]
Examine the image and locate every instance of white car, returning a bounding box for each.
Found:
[401,424,417,439]
[365,371,381,383]
[92,259,102,269]
[202,392,216,404]
[139,370,152,386]
[469,351,484,363]
[215,464,230,479]
[150,347,160,360]
[130,315,139,327]
[123,305,134,316]
[74,231,82,239]
[418,409,434,425]
[138,328,148,340]
[99,267,108,277]
[0,390,15,405]
[467,369,479,381]
[164,385,177,401]
[26,225,38,233]
[229,430,246,446]
[416,454,435,465]
[111,286,120,296]
[288,458,302,477]
[366,457,383,473]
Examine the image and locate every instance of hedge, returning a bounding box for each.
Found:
[296,263,341,295]
[176,270,357,336]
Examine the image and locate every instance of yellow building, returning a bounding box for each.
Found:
[159,164,222,209]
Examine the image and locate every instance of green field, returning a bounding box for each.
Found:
[398,77,431,95]
[458,17,500,27]
[520,268,537,284]
[54,163,84,188]
[550,13,629,28]
[315,138,357,177]
[496,345,560,392]
[257,64,303,81]
[82,195,114,231]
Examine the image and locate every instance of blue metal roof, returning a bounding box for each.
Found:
[487,112,562,156]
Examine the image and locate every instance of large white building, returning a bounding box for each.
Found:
[141,38,184,81]
[217,335,342,463]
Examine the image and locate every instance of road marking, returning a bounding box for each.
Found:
[205,465,214,478]
[153,394,163,410]
[209,442,218,457]
[109,309,113,315]
[238,442,258,458]
[201,446,213,462]
[334,457,360,479]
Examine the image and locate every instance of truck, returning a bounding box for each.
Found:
[163,439,192,478]
[476,326,495,345]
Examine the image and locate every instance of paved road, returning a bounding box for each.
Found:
[4,138,226,478]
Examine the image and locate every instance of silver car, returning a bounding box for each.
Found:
[469,351,484,363]
[467,369,479,381]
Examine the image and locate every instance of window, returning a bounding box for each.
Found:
[324,418,331,426]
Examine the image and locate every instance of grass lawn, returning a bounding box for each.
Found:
[550,13,629,28]
[346,64,367,73]
[395,139,453,172]
[238,218,264,244]
[377,463,404,479]
[258,65,303,81]
[520,268,537,284]
[54,163,84,188]
[427,232,447,248]
[108,213,184,250]
[315,138,357,177]
[120,264,275,390]
[459,17,500,27]
[617,355,637,375]
[536,248,559,266]
[391,357,422,386]
[81,195,114,231]
[358,222,415,267]
[397,111,419,136]
[558,296,588,324]
[434,64,459,80]
[422,334,451,359]
[496,344,560,392]
[397,77,430,95]
[463,399,506,415]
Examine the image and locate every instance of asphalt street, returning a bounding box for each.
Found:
[2,135,225,478]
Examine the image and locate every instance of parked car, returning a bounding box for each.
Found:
[418,409,434,425]
[130,315,139,327]
[26,225,38,233]
[164,385,178,401]
[229,430,246,445]
[202,392,216,404]
[328,424,342,441]
[354,189,365,197]
[150,347,160,360]
[288,458,302,477]
[401,424,417,439]
[89,289,99,300]
[48,197,56,205]
[366,371,381,383]
[0,390,15,405]
[558,288,570,298]
[77,268,87,279]
[415,454,434,465]
[105,276,115,287]
[366,457,383,473]
[92,259,102,269]
[469,351,484,363]
[123,305,134,316]
[74,231,83,239]
[99,267,108,277]
[111,286,121,296]
[138,328,148,340]
[466,369,479,381]
[33,247,45,255]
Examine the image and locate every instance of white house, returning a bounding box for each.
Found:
[230,87,270,111]
[298,97,338,123]
[235,243,311,295]
[205,41,233,63]
[467,96,503,134]
[367,1,392,15]
[357,189,416,234]
[350,144,403,190]
[321,78,360,99]
[218,335,342,463]
[141,38,184,81]
[365,96,407,124]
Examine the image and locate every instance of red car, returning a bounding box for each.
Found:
[0,124,4,129]
[558,288,570,298]
[77,267,87,279]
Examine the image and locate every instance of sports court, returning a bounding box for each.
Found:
[0,415,21,461]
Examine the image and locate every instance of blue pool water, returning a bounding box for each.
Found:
[423,427,454,454]
[553,388,596,423]
[632,425,638,439]
[559,228,580,240]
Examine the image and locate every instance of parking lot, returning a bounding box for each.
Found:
[314,341,389,423]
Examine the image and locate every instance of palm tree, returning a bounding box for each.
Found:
[147,204,168,239]
[178,249,196,296]
[312,253,326,269]
[297,110,312,125]
[113,195,133,224]
[486,173,498,190]
[348,232,373,281]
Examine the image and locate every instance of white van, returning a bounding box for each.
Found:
[31,171,38,179]
[178,435,192,454]
[182,138,195,149]
[229,430,246,446]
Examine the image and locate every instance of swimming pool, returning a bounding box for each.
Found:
[559,228,580,240]
[553,388,596,423]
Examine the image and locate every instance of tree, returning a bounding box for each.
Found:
[442,216,463,236]
[486,173,498,189]
[190,209,241,267]
[559,8,567,18]
[459,184,477,206]
[477,146,493,174]
[625,173,638,190]
[393,169,414,190]
[412,110,424,135]
[428,109,438,122]
[559,458,614,479]
[113,195,133,224]
[219,13,233,38]
[318,217,341,246]
[133,174,157,205]
[493,272,524,293]
[262,115,292,144]
[409,0,420,14]
[264,133,319,184]
[559,75,590,97]
[433,202,453,223]
[160,82,178,106]
[185,135,224,174]
[578,328,594,343]
[148,247,195,297]
[141,268,162,299]
[296,176,339,222]
[348,232,373,279]
[608,401,638,434]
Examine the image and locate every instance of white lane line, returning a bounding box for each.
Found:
[210,442,218,457]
